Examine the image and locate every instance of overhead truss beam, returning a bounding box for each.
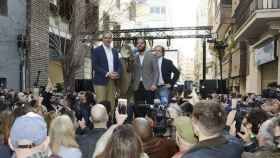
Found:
[81,26,213,41]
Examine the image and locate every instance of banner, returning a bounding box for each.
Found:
[255,40,275,66]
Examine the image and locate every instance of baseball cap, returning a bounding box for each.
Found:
[173,116,197,144]
[10,112,47,148]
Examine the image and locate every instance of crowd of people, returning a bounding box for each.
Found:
[1,31,280,158]
[2,85,280,158]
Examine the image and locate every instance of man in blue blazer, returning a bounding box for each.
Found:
[92,32,122,110]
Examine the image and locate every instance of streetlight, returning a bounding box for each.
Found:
[207,39,228,93]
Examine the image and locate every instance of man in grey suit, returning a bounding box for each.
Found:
[132,38,159,105]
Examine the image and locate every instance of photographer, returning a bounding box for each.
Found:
[242,116,280,158]
[229,109,269,152]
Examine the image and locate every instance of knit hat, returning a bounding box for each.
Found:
[10,112,47,148]
[173,116,197,144]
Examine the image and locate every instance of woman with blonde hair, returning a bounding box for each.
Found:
[49,115,82,158]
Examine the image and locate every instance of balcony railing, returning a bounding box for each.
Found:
[234,0,280,31]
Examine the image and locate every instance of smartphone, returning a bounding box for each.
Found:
[33,88,40,98]
[118,98,127,114]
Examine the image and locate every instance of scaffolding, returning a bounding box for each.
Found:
[81,26,213,41]
[83,26,215,92]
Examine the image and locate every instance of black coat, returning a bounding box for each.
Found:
[182,136,243,158]
[77,128,107,158]
[0,144,12,158]
[160,58,180,87]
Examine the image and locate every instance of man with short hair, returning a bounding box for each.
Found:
[153,45,180,105]
[92,32,122,110]
[132,38,159,106]
[77,104,108,158]
[132,118,178,158]
[182,101,242,158]
[9,112,49,158]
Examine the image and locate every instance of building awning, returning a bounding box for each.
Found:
[255,39,276,66]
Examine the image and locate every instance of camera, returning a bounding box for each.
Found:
[118,98,128,114]
[146,99,172,136]
[262,88,280,100]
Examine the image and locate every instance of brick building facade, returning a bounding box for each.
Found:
[26,0,49,88]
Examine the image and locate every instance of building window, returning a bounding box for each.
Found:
[150,7,161,14]
[116,0,120,9]
[129,1,136,21]
[161,7,166,14]
[0,0,8,16]
[150,6,166,15]
[0,78,7,89]
[103,12,110,31]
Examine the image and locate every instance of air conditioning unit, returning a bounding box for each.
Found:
[50,0,57,6]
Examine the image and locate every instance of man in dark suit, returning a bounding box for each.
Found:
[92,32,122,110]
[154,45,180,105]
[132,38,159,105]
[77,104,108,158]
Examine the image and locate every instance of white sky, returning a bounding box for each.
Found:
[167,0,201,59]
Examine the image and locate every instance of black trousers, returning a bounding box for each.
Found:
[133,82,155,117]
[134,82,155,105]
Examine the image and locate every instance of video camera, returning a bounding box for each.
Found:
[262,88,280,100]
[136,99,172,137]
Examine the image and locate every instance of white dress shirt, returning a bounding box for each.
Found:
[139,54,145,81]
[103,44,114,73]
[158,57,165,85]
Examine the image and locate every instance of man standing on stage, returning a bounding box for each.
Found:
[154,45,180,105]
[132,38,159,105]
[92,32,122,109]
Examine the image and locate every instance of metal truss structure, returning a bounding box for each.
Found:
[82,26,214,88]
[82,26,213,42]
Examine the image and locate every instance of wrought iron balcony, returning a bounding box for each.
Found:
[233,0,280,39]
[213,0,233,36]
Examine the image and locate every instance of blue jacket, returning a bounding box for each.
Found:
[91,45,122,85]
[182,136,243,158]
